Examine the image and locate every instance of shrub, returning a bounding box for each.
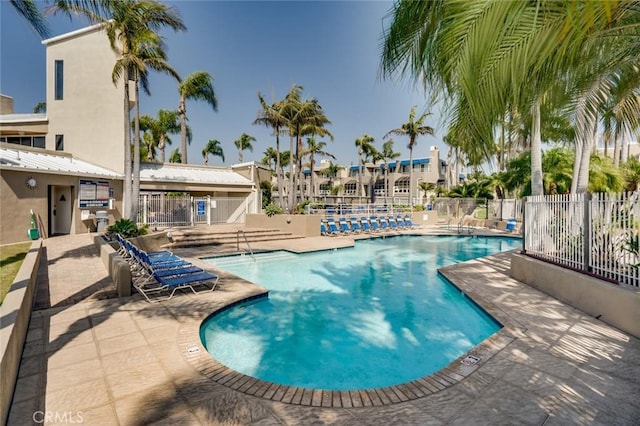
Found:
[264,203,283,217]
[414,205,425,211]
[296,200,311,214]
[106,218,148,238]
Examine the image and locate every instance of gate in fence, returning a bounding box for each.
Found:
[138,194,255,227]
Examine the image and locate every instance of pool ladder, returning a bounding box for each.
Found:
[236,230,256,261]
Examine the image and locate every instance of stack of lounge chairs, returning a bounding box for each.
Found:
[114,234,218,302]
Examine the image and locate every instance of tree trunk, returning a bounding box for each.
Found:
[530,100,544,196]
[310,156,315,200]
[275,132,284,208]
[287,133,295,212]
[621,127,630,163]
[123,80,132,219]
[159,135,166,163]
[408,145,414,208]
[179,95,188,164]
[575,114,598,194]
[613,128,622,167]
[132,78,141,222]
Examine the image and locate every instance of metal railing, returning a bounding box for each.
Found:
[236,229,255,261]
[524,192,639,287]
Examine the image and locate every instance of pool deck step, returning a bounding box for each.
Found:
[163,227,304,249]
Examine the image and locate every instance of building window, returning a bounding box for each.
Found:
[55,60,64,100]
[1,135,46,148]
[55,134,64,151]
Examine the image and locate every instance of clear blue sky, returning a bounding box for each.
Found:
[0,0,447,167]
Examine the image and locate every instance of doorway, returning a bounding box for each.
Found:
[49,185,72,235]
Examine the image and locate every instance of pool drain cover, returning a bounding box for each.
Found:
[461,355,480,366]
[187,345,201,354]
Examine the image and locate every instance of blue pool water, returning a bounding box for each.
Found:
[201,235,520,390]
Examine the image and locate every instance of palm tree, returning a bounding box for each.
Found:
[178,71,218,164]
[261,146,279,171]
[104,1,184,220]
[320,161,344,194]
[32,101,46,113]
[168,148,181,163]
[380,138,401,198]
[254,93,288,208]
[354,134,375,198]
[234,133,256,163]
[384,106,434,207]
[202,139,224,164]
[302,137,335,200]
[381,1,640,196]
[280,85,332,211]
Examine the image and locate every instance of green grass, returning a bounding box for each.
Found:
[0,242,33,305]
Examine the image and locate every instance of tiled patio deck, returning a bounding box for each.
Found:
[7,231,640,425]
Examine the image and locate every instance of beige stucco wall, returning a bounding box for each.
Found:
[511,253,640,339]
[0,121,48,136]
[246,214,321,237]
[0,169,123,244]
[45,25,125,174]
[0,95,13,114]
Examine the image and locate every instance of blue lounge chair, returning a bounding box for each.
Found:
[404,215,416,227]
[320,222,329,236]
[396,216,406,227]
[378,216,389,230]
[338,217,353,233]
[369,216,382,232]
[359,216,372,232]
[349,217,363,233]
[135,269,218,302]
[387,216,398,229]
[326,217,342,234]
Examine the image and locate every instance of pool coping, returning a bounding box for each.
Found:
[178,241,525,407]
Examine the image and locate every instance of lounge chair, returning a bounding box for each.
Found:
[404,215,416,228]
[396,216,406,227]
[349,217,363,233]
[325,217,342,235]
[378,216,389,230]
[134,269,218,303]
[359,216,372,233]
[369,216,382,231]
[338,217,353,233]
[320,222,329,236]
[387,216,398,229]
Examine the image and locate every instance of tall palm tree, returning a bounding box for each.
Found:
[381,0,640,196]
[380,139,401,198]
[320,161,344,193]
[261,146,279,170]
[254,93,288,208]
[202,139,225,164]
[178,71,218,164]
[384,106,434,207]
[234,133,256,163]
[301,137,335,200]
[355,134,375,198]
[105,1,184,219]
[280,85,332,211]
[32,102,46,113]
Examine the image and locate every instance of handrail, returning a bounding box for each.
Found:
[236,230,256,261]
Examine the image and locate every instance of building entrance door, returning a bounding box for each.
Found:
[50,186,72,235]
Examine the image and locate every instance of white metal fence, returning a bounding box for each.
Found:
[524,192,639,287]
[137,194,255,227]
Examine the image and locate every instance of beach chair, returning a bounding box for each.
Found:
[326,217,342,235]
[369,216,382,231]
[320,222,329,236]
[378,216,389,230]
[404,215,416,228]
[134,269,218,302]
[387,216,398,229]
[396,215,406,227]
[359,216,372,233]
[349,217,363,233]
[338,217,353,233]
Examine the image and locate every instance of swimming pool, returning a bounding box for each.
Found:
[201,235,520,391]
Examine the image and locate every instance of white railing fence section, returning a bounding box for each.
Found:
[138,194,250,227]
[524,192,639,287]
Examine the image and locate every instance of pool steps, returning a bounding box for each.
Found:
[162,228,304,249]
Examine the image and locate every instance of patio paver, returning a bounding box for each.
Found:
[6,230,640,425]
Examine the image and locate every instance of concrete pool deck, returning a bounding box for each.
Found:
[7,230,640,425]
